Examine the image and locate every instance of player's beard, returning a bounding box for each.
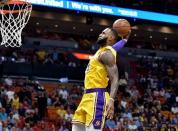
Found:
[96,37,107,47]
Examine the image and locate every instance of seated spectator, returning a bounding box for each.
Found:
[47,95,52,106]
[57,105,67,120]
[11,94,20,110]
[36,49,47,63]
[128,119,138,130]
[167,66,174,77]
[16,116,25,130]
[25,112,36,127]
[135,117,143,130]
[0,121,2,131]
[4,77,13,87]
[120,98,127,109]
[0,94,7,109]
[22,100,30,110]
[122,108,132,120]
[159,88,165,97]
[2,121,9,131]
[8,112,17,126]
[53,97,61,107]
[58,87,68,100]
[52,48,59,63]
[121,118,129,130]
[64,107,73,122]
[6,89,15,103]
[18,103,26,117]
[0,108,8,122]
[105,119,117,131]
[33,108,40,122]
[171,104,178,114]
[40,121,47,131]
[32,121,41,131]
[170,116,178,125]
[22,123,33,131]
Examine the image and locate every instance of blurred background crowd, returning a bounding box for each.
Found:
[0,44,178,130]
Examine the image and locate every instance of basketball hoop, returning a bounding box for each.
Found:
[0,0,32,47]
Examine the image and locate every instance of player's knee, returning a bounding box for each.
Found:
[72,123,86,131]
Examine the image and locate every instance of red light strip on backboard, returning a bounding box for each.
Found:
[73,52,93,60]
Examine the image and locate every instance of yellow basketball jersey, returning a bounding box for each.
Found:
[84,46,116,89]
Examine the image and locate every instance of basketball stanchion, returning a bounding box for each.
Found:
[0,0,32,47]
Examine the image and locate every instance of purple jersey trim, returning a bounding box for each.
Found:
[112,39,126,52]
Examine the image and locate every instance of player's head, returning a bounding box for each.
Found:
[96,27,118,47]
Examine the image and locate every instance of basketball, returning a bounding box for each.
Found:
[113,19,131,37]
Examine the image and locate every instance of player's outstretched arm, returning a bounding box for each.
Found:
[112,39,126,52]
[99,50,119,119]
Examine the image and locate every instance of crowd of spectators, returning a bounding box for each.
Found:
[0,47,82,68]
[0,56,178,130]
[0,77,83,130]
[104,57,178,130]
[23,28,178,53]
[25,27,96,51]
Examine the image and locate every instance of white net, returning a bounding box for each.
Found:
[0,0,32,47]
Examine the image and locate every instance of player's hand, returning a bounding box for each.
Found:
[122,30,131,41]
[106,98,114,119]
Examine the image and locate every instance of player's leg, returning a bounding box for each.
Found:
[86,91,108,131]
[72,95,87,131]
[86,92,110,131]
[72,123,86,131]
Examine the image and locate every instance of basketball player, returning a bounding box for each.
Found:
[72,28,130,131]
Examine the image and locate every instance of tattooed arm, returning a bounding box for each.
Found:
[99,50,119,119]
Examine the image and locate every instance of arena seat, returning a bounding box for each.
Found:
[47,106,60,121]
[161,111,172,118]
[42,83,58,94]
[158,97,166,104]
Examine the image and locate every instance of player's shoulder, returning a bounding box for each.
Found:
[99,50,115,66]
[104,46,116,56]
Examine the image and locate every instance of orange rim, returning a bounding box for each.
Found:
[0,9,31,14]
[0,0,32,14]
[0,0,30,5]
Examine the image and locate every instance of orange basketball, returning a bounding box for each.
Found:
[113,19,131,37]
